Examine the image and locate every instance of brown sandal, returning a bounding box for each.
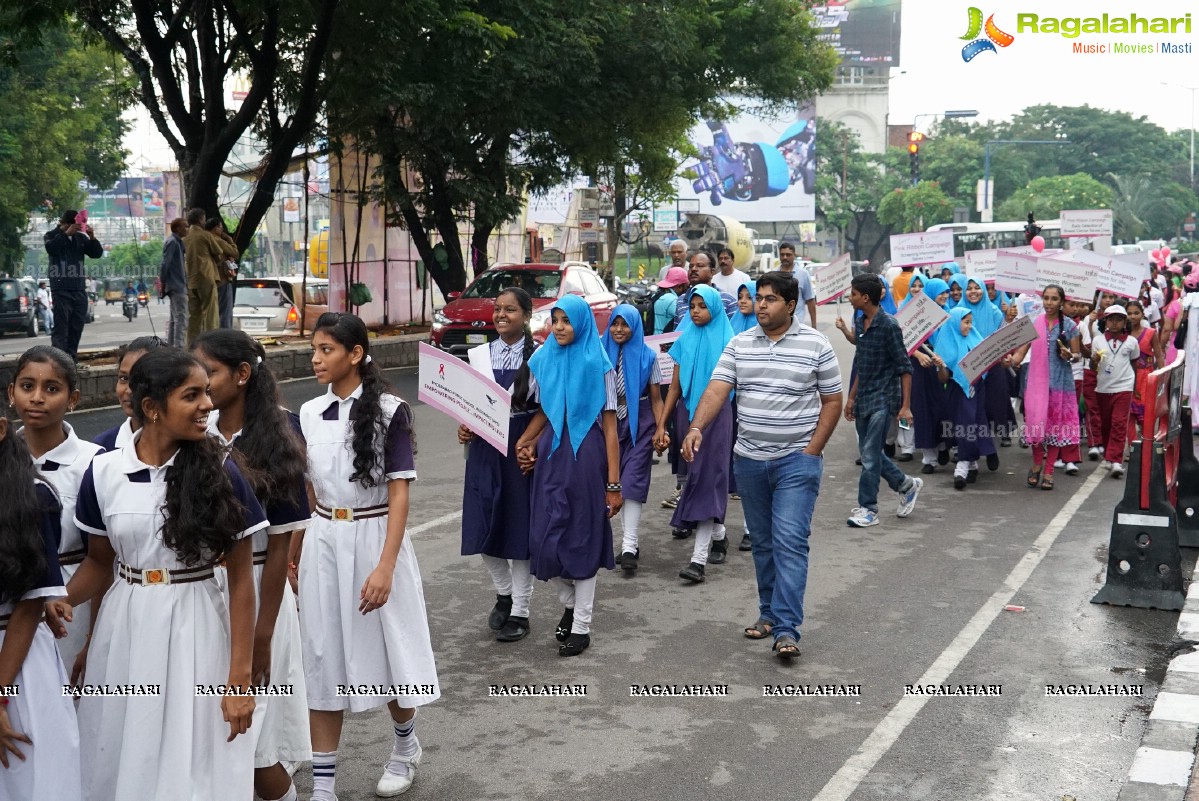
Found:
[744,619,774,639]
[1041,473,1054,490]
[1027,468,1042,488]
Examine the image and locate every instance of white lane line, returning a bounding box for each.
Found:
[407,510,461,536]
[812,467,1107,801]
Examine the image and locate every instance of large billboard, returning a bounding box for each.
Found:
[812,0,902,66]
[84,175,169,219]
[676,101,816,223]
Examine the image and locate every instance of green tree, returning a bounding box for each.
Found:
[0,20,129,271]
[877,181,954,234]
[330,0,836,296]
[814,122,905,263]
[102,240,163,276]
[996,173,1113,222]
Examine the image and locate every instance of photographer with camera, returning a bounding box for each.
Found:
[43,209,102,362]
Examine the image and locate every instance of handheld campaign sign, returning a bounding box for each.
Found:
[894,293,950,355]
[644,332,682,385]
[957,315,1038,388]
[889,232,955,268]
[417,342,511,453]
[814,254,853,305]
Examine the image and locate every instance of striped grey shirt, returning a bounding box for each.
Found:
[710,316,842,459]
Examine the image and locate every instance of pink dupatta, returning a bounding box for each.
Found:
[1023,314,1052,445]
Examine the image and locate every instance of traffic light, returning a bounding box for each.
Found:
[1024,213,1042,244]
[907,132,924,186]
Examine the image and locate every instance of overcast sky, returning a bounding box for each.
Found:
[889,0,1199,133]
[125,0,1199,170]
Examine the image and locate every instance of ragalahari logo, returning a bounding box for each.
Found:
[960,7,1015,61]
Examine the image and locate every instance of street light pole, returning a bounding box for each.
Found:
[982,138,1071,221]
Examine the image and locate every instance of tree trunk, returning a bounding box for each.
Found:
[470,223,493,276]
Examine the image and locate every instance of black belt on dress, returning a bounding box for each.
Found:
[59,548,87,567]
[314,503,388,522]
[117,561,215,586]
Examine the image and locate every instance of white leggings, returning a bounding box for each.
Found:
[554,576,597,634]
[689,520,725,565]
[620,500,643,554]
[481,556,534,617]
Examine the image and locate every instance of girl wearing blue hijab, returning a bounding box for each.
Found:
[956,275,1016,453]
[922,277,951,308]
[901,273,953,472]
[653,285,735,584]
[601,305,664,574]
[731,280,758,334]
[897,273,926,311]
[515,294,621,657]
[933,307,998,490]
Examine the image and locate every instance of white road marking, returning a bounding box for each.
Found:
[407,510,461,537]
[812,467,1107,801]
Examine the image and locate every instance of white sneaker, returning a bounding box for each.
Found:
[1088,447,1103,461]
[847,507,879,528]
[896,477,923,518]
[1053,459,1065,468]
[1111,463,1125,479]
[1065,463,1080,476]
[377,747,422,797]
[1101,460,1113,471]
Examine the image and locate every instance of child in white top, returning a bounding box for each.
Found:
[1090,305,1140,476]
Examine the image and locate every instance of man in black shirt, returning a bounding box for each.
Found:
[43,210,103,361]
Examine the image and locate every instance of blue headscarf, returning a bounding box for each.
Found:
[671,285,735,419]
[897,273,927,311]
[987,285,1010,313]
[528,294,613,457]
[730,280,757,334]
[933,306,983,396]
[953,274,1004,337]
[939,261,961,279]
[600,304,658,443]
[922,277,950,307]
[946,272,967,310]
[881,281,898,315]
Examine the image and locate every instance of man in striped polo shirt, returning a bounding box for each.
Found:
[681,271,842,660]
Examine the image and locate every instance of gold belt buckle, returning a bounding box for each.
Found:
[331,506,354,522]
[142,568,170,586]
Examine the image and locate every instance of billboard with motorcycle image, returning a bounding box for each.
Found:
[677,100,816,223]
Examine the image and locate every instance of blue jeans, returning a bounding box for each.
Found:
[734,450,823,642]
[856,408,911,512]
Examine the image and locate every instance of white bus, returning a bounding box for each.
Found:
[925,220,1064,258]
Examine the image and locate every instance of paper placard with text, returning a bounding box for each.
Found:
[814,254,853,305]
[894,293,950,355]
[644,331,682,385]
[957,315,1038,388]
[889,231,956,268]
[1036,251,1101,302]
[994,248,1041,295]
[1097,252,1150,299]
[1060,209,1114,238]
[417,342,511,453]
[963,249,999,285]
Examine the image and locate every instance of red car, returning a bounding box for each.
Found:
[431,261,618,355]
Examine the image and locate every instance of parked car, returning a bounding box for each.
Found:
[232,276,329,336]
[0,277,39,337]
[431,261,618,355]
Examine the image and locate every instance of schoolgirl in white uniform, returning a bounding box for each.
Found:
[48,348,266,801]
[92,336,165,452]
[0,416,81,801]
[192,329,311,801]
[7,346,102,677]
[297,312,439,800]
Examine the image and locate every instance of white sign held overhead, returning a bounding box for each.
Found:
[1098,252,1150,299]
[894,293,950,355]
[994,248,1041,295]
[1060,209,1113,238]
[963,249,999,285]
[1036,252,1100,302]
[889,232,956,268]
[813,254,853,305]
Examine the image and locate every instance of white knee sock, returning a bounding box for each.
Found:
[312,751,337,801]
[510,559,533,618]
[480,555,513,596]
[571,577,596,634]
[922,448,939,465]
[713,523,727,542]
[385,717,419,776]
[620,500,643,553]
[691,520,716,565]
[954,460,969,478]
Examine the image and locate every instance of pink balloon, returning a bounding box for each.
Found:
[1162,246,1172,258]
[1030,235,1045,253]
[1151,249,1162,260]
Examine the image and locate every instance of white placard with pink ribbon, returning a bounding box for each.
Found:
[963,249,999,284]
[645,331,682,385]
[994,247,1041,295]
[417,342,511,453]
[1097,252,1150,299]
[894,293,950,355]
[814,254,853,305]
[889,231,956,268]
[1060,209,1113,238]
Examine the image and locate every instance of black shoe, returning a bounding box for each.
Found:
[488,594,512,631]
[671,527,694,539]
[855,457,862,466]
[897,452,914,462]
[619,550,639,573]
[738,534,752,551]
[921,463,935,474]
[559,632,590,657]
[986,453,1000,471]
[709,538,728,565]
[496,616,529,642]
[954,476,967,490]
[937,449,949,465]
[1000,437,1012,447]
[966,469,978,484]
[555,608,574,643]
[884,442,896,458]
[679,562,706,583]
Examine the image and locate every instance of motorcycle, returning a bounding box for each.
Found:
[123,296,137,322]
[614,277,657,330]
[137,291,149,308]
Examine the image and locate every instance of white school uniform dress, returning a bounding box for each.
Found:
[22,422,103,671]
[0,483,82,801]
[91,417,134,453]
[299,385,440,712]
[207,410,312,768]
[73,432,268,801]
